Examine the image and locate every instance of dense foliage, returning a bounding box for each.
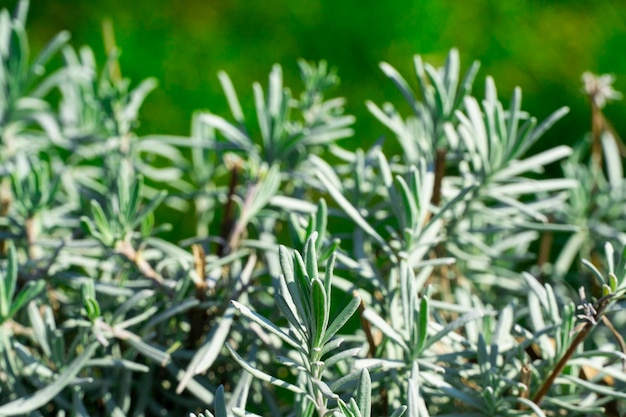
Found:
[1,2,626,417]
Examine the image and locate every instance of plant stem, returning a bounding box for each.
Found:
[590,100,604,169]
[357,294,377,358]
[25,216,40,260]
[115,239,173,297]
[532,323,591,405]
[187,243,208,347]
[0,179,11,254]
[218,162,240,256]
[431,148,447,207]
[532,295,612,405]
[536,215,554,282]
[517,363,531,410]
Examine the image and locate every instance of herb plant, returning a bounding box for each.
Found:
[1,2,626,416]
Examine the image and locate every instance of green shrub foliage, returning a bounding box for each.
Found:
[1,2,626,416]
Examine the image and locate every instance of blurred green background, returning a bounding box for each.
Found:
[18,0,626,151]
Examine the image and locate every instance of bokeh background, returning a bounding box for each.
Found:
[18,0,626,152]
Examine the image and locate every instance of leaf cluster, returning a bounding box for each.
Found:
[1,2,626,417]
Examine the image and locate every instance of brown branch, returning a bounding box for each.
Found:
[191,244,207,291]
[532,323,591,405]
[357,294,377,358]
[536,215,554,282]
[217,161,240,257]
[517,363,532,410]
[591,101,604,169]
[115,239,173,297]
[6,319,35,337]
[532,294,613,405]
[0,178,11,254]
[187,243,208,347]
[431,148,447,207]
[225,182,258,253]
[426,148,456,305]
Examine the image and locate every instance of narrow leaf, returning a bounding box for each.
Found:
[422,310,488,350]
[323,295,360,344]
[226,344,306,395]
[362,307,409,352]
[324,347,361,369]
[311,279,329,350]
[317,170,389,251]
[416,294,430,353]
[356,369,371,417]
[214,385,228,417]
[305,232,319,282]
[389,406,407,417]
[275,294,306,340]
[0,342,98,415]
[231,300,303,352]
[199,113,252,149]
[218,71,245,124]
[8,280,46,319]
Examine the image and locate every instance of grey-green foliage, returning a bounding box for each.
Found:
[0,243,44,324]
[555,136,626,281]
[199,60,354,170]
[314,52,626,416]
[367,48,480,164]
[1,1,626,416]
[0,0,70,152]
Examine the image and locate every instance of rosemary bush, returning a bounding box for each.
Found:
[1,2,626,416]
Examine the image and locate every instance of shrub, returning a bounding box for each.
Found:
[1,2,626,416]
